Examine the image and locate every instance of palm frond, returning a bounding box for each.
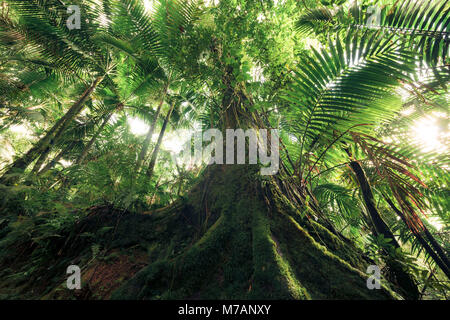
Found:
[283,30,415,175]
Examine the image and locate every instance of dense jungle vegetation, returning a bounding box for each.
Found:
[0,0,448,300]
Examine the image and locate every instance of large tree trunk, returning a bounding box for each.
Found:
[0,76,104,185]
[98,59,406,299]
[108,165,401,300]
[103,58,403,299]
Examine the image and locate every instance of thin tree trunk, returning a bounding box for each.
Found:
[135,82,170,171]
[348,159,419,299]
[349,161,401,246]
[37,143,73,176]
[146,101,175,178]
[383,195,450,278]
[0,76,104,185]
[150,176,163,205]
[75,112,113,165]
[31,146,52,175]
[423,228,450,272]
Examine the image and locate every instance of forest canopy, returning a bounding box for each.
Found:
[0,0,448,300]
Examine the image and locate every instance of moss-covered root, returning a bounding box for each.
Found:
[271,212,397,299]
[111,213,231,299]
[112,201,397,299]
[251,209,309,299]
[110,165,402,300]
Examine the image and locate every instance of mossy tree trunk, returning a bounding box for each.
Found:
[110,55,410,300]
[111,165,401,300]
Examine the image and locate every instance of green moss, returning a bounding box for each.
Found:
[251,209,309,299]
[271,212,397,299]
[1,165,403,300]
[301,218,370,271]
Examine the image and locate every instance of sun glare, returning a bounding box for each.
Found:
[161,129,195,154]
[163,134,188,154]
[128,117,149,136]
[143,0,154,12]
[9,125,29,135]
[127,117,189,154]
[411,113,448,153]
[427,216,444,231]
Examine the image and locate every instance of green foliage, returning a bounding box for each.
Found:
[0,0,448,300]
